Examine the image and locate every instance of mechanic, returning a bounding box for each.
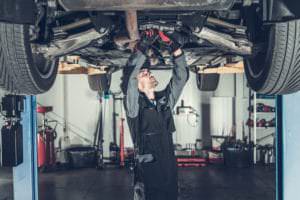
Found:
[121,31,189,200]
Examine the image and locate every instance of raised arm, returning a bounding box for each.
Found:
[165,50,189,109]
[121,51,146,118]
[156,32,189,109]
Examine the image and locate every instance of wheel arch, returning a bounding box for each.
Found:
[265,0,300,22]
[0,0,37,24]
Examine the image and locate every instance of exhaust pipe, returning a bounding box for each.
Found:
[40,28,109,58]
[42,10,140,57]
[125,10,140,42]
[114,10,140,49]
[138,21,252,55]
[192,27,252,55]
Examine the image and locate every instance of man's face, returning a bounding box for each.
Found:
[137,69,158,92]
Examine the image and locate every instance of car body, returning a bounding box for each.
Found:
[0,0,300,94]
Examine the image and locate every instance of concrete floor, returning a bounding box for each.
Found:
[0,165,275,200]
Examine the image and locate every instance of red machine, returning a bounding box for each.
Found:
[37,106,57,171]
[119,118,125,167]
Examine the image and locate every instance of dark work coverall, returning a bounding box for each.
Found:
[121,51,189,200]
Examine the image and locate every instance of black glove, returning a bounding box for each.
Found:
[158,31,182,54]
[171,31,190,47]
[159,31,190,53]
[135,30,158,55]
[136,40,149,55]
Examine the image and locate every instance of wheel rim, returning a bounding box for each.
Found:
[29,23,57,80]
[246,25,272,79]
[31,44,57,79]
[244,4,274,91]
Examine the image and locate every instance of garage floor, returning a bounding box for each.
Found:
[0,165,275,200]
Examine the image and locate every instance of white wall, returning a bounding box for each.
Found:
[0,67,274,162]
[37,70,208,151]
[210,97,234,136]
[36,69,255,151]
[204,74,256,143]
[0,89,5,163]
[111,70,203,148]
[37,75,101,149]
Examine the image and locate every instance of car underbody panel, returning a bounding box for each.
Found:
[1,0,300,24]
[58,0,235,11]
[36,9,249,73]
[1,0,300,95]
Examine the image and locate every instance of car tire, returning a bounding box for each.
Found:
[196,73,220,91]
[0,23,58,95]
[245,18,300,94]
[0,46,14,92]
[88,74,111,92]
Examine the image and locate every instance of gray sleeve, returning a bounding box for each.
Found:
[125,51,146,118]
[166,54,189,109]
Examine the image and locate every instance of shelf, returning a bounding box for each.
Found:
[211,136,227,139]
[248,127,275,129]
[250,98,275,101]
[250,99,276,101]
[250,94,276,99]
[256,94,276,99]
[249,112,275,114]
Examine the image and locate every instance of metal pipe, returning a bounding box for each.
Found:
[207,17,246,34]
[42,29,109,58]
[193,27,252,55]
[53,18,92,32]
[125,10,140,41]
[114,10,140,49]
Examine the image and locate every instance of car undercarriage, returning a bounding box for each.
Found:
[35,8,250,67]
[1,0,300,94]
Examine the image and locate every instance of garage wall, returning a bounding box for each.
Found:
[36,70,250,153]
[0,70,268,161]
[37,75,101,149]
[37,70,207,153]
[211,74,250,141]
[110,70,203,150]
[113,72,249,148]
[0,89,5,163]
[110,71,244,149]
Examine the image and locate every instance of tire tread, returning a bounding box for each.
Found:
[0,22,58,94]
[257,20,300,94]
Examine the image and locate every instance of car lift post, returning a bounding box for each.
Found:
[12,96,38,200]
[278,93,300,200]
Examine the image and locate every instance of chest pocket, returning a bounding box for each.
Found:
[139,107,176,134]
[138,93,176,134]
[139,108,163,134]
